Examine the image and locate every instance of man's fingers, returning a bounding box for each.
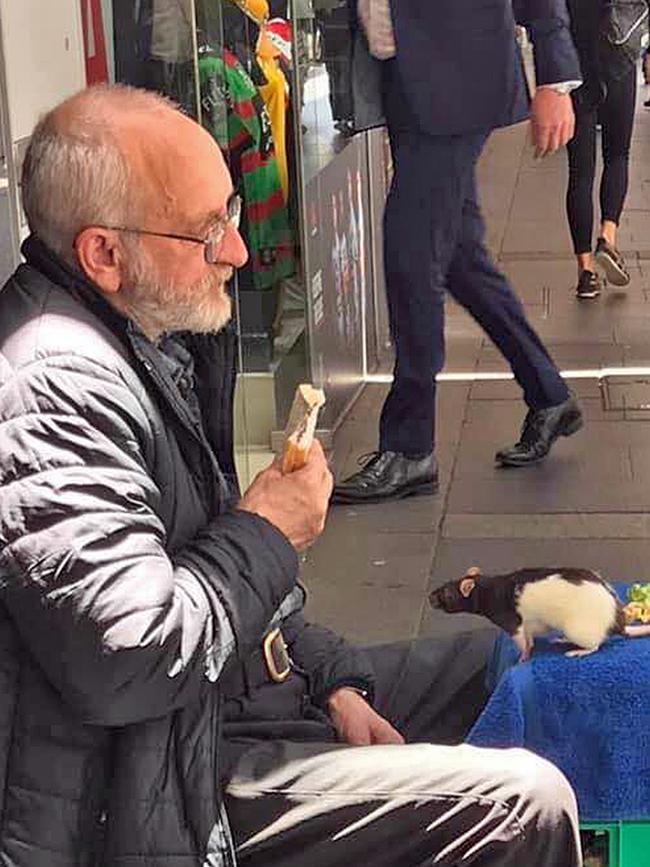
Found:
[309,439,326,459]
[564,113,576,145]
[534,123,550,158]
[548,120,570,155]
[347,724,372,746]
[547,126,561,156]
[531,90,575,157]
[371,718,405,745]
[535,124,569,158]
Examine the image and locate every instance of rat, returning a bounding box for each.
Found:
[429,566,650,660]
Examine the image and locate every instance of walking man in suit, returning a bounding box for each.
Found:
[333,0,585,504]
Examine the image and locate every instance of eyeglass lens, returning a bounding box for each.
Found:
[205,195,242,264]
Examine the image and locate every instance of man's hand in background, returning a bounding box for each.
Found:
[238,441,333,551]
[328,687,405,746]
[530,88,575,158]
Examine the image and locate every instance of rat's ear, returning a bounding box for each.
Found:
[466,566,481,578]
[459,577,477,598]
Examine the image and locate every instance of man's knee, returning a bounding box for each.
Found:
[508,748,578,823]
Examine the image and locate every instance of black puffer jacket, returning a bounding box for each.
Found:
[0,237,373,866]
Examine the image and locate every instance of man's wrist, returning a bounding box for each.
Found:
[538,80,582,95]
[327,686,370,709]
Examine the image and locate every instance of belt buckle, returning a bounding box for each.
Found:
[263,627,291,683]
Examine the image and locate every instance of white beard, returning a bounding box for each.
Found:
[122,245,233,339]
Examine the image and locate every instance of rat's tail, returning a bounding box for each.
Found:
[625,625,650,638]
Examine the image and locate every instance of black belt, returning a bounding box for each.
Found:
[223,628,293,699]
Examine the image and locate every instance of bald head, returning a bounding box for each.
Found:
[22,84,247,341]
[22,84,231,261]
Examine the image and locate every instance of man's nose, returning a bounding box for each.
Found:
[220,224,249,269]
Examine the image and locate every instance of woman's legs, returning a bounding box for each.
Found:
[599,66,637,245]
[566,102,598,275]
[592,67,637,286]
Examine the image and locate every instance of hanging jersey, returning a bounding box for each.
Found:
[199,50,295,291]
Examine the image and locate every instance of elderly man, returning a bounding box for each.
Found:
[0,86,581,866]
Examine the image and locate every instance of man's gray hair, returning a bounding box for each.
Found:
[21,84,176,262]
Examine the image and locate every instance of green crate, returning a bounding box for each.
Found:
[581,822,650,867]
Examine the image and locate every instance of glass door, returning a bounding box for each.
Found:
[92,0,311,486]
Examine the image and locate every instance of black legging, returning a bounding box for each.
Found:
[566,66,637,255]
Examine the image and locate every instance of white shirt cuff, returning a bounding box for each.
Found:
[539,80,583,95]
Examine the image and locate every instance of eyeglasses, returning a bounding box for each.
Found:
[96,193,242,264]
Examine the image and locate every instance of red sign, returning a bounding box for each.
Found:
[80,0,108,85]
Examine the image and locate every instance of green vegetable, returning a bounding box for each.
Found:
[628,583,650,605]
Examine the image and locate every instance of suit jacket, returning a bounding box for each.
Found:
[350,0,581,136]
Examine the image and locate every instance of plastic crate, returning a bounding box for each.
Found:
[581,822,650,867]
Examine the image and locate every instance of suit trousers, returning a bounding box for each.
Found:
[223,630,582,867]
[378,126,570,456]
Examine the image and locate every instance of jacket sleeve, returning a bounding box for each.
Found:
[0,355,298,726]
[281,612,376,706]
[513,0,582,86]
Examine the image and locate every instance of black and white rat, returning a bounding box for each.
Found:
[429,566,650,660]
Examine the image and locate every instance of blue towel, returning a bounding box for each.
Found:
[467,584,650,821]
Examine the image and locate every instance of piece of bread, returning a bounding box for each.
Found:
[281,384,326,474]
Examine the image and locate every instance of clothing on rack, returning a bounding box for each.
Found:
[257,53,289,200]
[227,0,292,203]
[200,50,295,291]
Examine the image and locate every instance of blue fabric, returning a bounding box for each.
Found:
[467,584,650,821]
[378,0,581,137]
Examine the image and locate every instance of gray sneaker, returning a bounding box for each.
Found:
[595,237,630,287]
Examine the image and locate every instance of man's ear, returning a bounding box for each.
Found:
[459,577,476,598]
[74,228,124,294]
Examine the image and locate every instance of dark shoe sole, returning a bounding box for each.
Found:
[331,479,439,505]
[560,411,584,438]
[595,249,630,287]
[496,412,584,468]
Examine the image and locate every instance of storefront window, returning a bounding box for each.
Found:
[82,0,385,481]
[107,1,199,115]
[87,0,311,484]
[196,0,309,483]
[297,0,355,183]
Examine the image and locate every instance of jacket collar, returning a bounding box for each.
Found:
[21,234,238,505]
[21,234,132,342]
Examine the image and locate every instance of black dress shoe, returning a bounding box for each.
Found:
[331,451,439,504]
[495,396,583,468]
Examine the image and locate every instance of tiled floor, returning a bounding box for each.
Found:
[303,85,650,646]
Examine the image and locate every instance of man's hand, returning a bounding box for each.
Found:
[327,687,405,746]
[238,441,333,551]
[530,88,575,158]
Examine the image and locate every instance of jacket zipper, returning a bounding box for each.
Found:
[136,353,225,511]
